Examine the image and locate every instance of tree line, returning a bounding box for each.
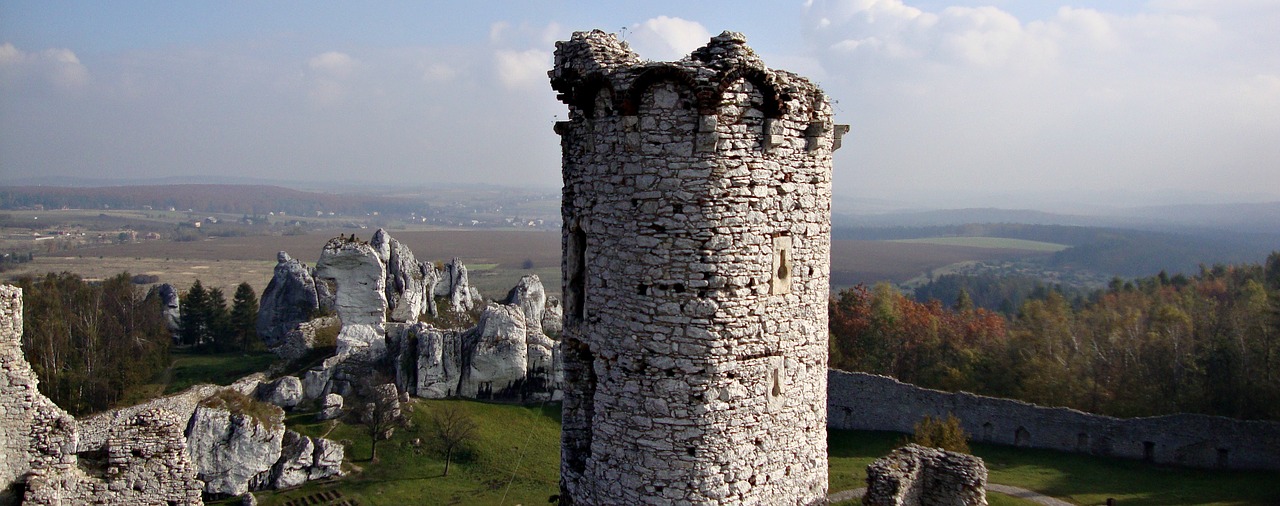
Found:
[831,252,1280,421]
[17,273,172,415]
[176,279,259,352]
[16,273,259,415]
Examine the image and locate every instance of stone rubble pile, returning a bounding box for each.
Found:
[863,444,988,506]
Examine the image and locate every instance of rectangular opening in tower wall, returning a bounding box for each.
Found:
[770,235,793,295]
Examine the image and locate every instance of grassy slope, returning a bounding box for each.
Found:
[239,403,1280,506]
[829,430,1280,506]
[257,399,562,506]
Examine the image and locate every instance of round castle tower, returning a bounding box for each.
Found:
[550,30,846,505]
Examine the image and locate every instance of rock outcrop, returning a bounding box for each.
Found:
[257,252,322,347]
[314,237,387,326]
[409,324,463,398]
[373,229,432,322]
[257,231,560,404]
[258,376,304,410]
[268,431,342,489]
[149,283,182,338]
[185,393,286,496]
[271,316,339,364]
[457,303,529,399]
[863,444,988,506]
[317,393,344,421]
[435,257,481,314]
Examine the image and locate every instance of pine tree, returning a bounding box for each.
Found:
[207,287,231,351]
[230,282,259,351]
[179,280,209,346]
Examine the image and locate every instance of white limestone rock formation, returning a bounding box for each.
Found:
[269,431,314,489]
[258,376,304,410]
[411,324,463,398]
[373,229,432,322]
[271,316,339,364]
[257,251,321,347]
[434,257,481,314]
[542,297,563,336]
[335,323,388,363]
[186,394,286,496]
[504,274,547,335]
[309,437,344,480]
[149,283,182,338]
[503,275,559,399]
[458,303,528,399]
[317,393,344,421]
[314,237,387,326]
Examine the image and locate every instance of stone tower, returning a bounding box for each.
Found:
[551,30,845,505]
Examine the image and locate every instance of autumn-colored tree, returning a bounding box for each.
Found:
[911,414,970,454]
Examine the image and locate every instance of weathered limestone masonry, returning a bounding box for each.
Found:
[1,285,203,506]
[862,444,987,506]
[1,285,77,505]
[829,370,1280,471]
[551,30,846,505]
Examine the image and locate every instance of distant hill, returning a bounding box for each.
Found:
[834,221,1279,278]
[835,201,1280,235]
[0,184,425,216]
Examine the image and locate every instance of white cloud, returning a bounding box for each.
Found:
[308,51,357,78]
[804,0,1280,204]
[494,48,550,89]
[0,42,89,88]
[628,16,712,61]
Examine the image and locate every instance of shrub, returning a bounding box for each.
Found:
[199,389,283,431]
[911,413,970,453]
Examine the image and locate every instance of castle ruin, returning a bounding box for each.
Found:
[550,30,846,504]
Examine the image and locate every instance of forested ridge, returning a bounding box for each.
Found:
[832,252,1280,421]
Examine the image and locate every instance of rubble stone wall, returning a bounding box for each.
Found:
[828,370,1280,471]
[552,30,844,505]
[1,286,203,506]
[862,444,987,506]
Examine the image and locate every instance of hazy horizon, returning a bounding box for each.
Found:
[3,1,1279,210]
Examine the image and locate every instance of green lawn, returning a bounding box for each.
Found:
[829,430,1280,506]
[163,349,277,394]
[234,407,1280,506]
[252,399,562,506]
[890,236,1069,252]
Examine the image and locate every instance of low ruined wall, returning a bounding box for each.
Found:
[76,373,265,453]
[828,370,1280,471]
[863,444,986,506]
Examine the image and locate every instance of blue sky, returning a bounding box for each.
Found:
[2,1,1278,210]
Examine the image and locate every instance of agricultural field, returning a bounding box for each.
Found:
[888,236,1069,252]
[828,239,1054,291]
[4,228,1064,298]
[4,229,563,299]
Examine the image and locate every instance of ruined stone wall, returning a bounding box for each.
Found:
[828,370,1280,471]
[552,30,843,505]
[1,285,77,505]
[2,285,205,505]
[23,409,203,506]
[863,444,987,506]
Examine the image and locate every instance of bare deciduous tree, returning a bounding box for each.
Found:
[432,402,477,476]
